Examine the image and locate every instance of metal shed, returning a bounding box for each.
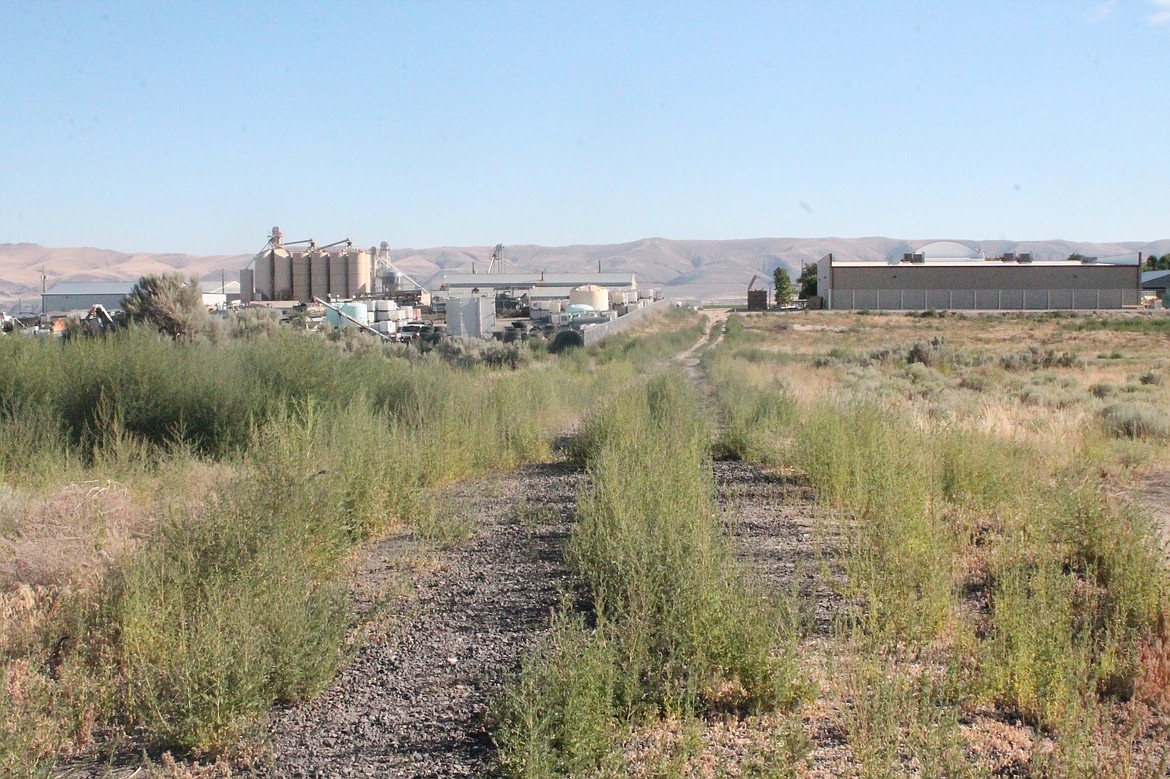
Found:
[41,281,136,313]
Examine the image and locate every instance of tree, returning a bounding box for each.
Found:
[1145,254,1170,271]
[122,273,207,340]
[773,267,796,306]
[797,264,818,299]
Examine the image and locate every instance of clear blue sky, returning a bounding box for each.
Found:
[3,0,1168,255]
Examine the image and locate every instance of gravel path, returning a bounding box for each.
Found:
[259,461,582,778]
[713,458,843,638]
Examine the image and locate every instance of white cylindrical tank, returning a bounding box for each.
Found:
[340,301,369,328]
[570,284,609,312]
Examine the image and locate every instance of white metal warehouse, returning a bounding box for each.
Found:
[816,243,1142,311]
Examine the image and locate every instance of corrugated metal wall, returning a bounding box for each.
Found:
[829,265,1140,310]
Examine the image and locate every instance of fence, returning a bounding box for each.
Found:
[581,299,672,346]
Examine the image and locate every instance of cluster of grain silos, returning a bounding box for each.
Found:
[245,230,374,303]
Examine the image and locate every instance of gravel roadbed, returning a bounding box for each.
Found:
[258,461,582,778]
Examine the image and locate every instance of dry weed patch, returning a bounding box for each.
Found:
[703,310,1170,776]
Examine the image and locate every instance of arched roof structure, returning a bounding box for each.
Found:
[916,241,984,261]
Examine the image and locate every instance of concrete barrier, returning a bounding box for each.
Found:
[581,299,672,346]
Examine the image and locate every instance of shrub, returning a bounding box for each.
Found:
[1100,402,1170,439]
[549,330,584,353]
[1089,382,1115,399]
[122,273,208,341]
[498,374,806,776]
[1000,346,1082,371]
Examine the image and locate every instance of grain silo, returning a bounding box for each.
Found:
[252,247,280,301]
[291,251,312,303]
[273,250,294,300]
[247,229,381,302]
[310,249,330,301]
[347,249,373,297]
[329,250,349,297]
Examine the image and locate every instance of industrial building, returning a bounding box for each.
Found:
[41,281,136,314]
[816,242,1142,311]
[1142,270,1170,301]
[242,227,375,303]
[438,271,637,297]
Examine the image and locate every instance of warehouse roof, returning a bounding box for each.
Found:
[833,260,1138,268]
[43,281,136,295]
[1142,270,1170,288]
[439,272,636,289]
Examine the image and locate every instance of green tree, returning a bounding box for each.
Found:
[1146,254,1170,271]
[773,267,796,306]
[122,273,207,340]
[797,264,818,299]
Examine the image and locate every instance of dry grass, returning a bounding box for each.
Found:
[699,309,1170,777]
[1,480,148,591]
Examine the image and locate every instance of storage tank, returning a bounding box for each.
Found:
[340,301,369,327]
[341,251,360,297]
[570,284,609,312]
[329,251,349,297]
[253,247,281,301]
[291,251,311,303]
[310,250,330,301]
[382,270,403,292]
[357,250,373,296]
[273,250,294,300]
[239,268,255,304]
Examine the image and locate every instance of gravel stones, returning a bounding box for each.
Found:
[259,462,582,778]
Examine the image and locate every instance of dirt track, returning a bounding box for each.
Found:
[253,312,829,777]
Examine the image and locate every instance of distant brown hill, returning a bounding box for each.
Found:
[4,236,1169,314]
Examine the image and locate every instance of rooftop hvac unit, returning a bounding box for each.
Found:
[1017,253,1033,263]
